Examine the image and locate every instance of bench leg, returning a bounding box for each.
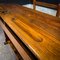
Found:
[56,4,60,18]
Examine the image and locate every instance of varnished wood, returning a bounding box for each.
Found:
[36,1,57,9]
[56,4,60,18]
[0,4,60,60]
[33,0,36,10]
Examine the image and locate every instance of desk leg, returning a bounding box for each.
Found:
[4,33,10,45]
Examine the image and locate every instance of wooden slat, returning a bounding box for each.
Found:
[36,1,57,9]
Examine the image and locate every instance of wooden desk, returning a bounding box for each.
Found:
[0,4,60,60]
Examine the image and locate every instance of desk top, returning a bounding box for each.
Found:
[0,4,60,60]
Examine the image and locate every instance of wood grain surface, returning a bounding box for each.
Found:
[0,4,60,60]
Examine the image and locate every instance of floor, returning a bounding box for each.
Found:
[0,27,17,60]
[0,4,57,60]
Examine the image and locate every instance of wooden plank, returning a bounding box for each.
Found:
[36,1,57,9]
[56,4,60,18]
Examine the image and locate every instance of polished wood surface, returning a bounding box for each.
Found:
[0,4,60,60]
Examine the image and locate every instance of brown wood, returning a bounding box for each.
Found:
[56,4,60,18]
[0,4,60,60]
[32,0,57,9]
[33,0,36,10]
[36,1,57,9]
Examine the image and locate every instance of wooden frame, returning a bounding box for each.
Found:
[33,0,60,17]
[33,1,57,9]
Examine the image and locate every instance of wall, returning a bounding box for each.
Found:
[37,0,60,4]
[0,0,31,5]
[0,0,59,5]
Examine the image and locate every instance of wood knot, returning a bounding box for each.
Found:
[12,16,17,21]
[12,17,15,20]
[35,37,43,42]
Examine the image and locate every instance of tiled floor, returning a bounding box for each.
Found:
[0,27,17,60]
[23,4,57,16]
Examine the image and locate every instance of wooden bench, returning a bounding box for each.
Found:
[0,4,60,60]
[32,0,60,17]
